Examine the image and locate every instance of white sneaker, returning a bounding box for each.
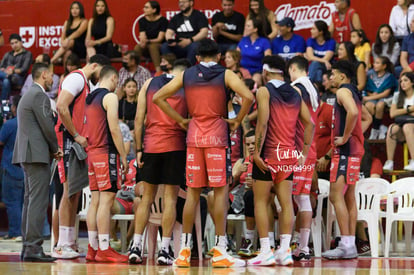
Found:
[383,160,394,171]
[247,250,275,266]
[379,125,388,140]
[274,248,293,266]
[404,160,414,171]
[211,246,246,268]
[368,128,379,140]
[52,245,80,259]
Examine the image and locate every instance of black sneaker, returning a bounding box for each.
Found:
[157,248,174,265]
[292,248,311,261]
[356,238,371,256]
[128,245,143,264]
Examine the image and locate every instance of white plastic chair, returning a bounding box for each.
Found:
[323,179,341,248]
[311,178,330,257]
[355,177,389,257]
[384,177,414,257]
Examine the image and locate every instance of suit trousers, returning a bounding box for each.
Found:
[21,162,51,250]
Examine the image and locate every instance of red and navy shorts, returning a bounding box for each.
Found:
[88,153,121,193]
[186,147,231,188]
[330,155,361,185]
[115,197,134,214]
[252,157,296,184]
[292,158,316,195]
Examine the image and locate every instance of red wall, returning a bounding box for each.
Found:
[0,0,395,58]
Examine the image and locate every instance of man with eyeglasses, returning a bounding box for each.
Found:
[161,0,208,65]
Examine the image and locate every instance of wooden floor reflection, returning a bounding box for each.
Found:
[1,255,414,274]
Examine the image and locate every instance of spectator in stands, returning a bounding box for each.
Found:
[0,95,24,241]
[116,50,151,99]
[246,0,277,40]
[329,0,362,43]
[383,72,414,172]
[0,34,33,100]
[305,20,336,84]
[135,1,168,73]
[212,0,245,55]
[351,29,371,71]
[365,56,397,140]
[86,0,115,59]
[21,54,60,99]
[337,41,366,92]
[400,18,414,74]
[0,28,4,47]
[155,53,176,77]
[118,78,138,130]
[372,24,401,67]
[51,1,87,65]
[389,0,414,44]
[161,0,208,65]
[237,17,271,85]
[64,53,81,77]
[224,49,251,79]
[272,17,306,61]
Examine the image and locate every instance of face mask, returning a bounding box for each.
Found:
[160,65,169,72]
[122,62,129,69]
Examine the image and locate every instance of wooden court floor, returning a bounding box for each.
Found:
[1,254,414,275]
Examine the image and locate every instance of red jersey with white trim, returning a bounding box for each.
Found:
[315,102,333,159]
[183,63,230,148]
[332,8,356,43]
[263,79,302,161]
[85,88,117,155]
[55,69,89,137]
[294,82,318,160]
[144,74,187,153]
[331,83,364,157]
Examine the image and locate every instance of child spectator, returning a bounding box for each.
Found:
[350,29,371,71]
[365,56,398,140]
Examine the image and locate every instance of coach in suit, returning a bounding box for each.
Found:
[12,63,63,262]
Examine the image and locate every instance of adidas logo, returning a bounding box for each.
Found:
[177,20,194,32]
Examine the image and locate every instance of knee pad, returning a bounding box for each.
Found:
[294,194,312,212]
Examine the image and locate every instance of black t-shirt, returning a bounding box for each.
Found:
[168,9,209,39]
[118,98,137,125]
[139,16,169,40]
[212,11,245,44]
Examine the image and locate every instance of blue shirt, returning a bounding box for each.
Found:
[271,34,306,61]
[238,36,271,75]
[306,38,336,60]
[366,70,397,94]
[401,33,414,64]
[0,117,24,179]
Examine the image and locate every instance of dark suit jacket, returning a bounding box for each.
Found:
[12,83,58,164]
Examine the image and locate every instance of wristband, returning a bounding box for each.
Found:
[190,37,194,43]
[324,154,331,161]
[73,132,79,139]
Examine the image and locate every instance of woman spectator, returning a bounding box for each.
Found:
[134,1,168,73]
[383,72,414,171]
[237,17,271,85]
[305,20,336,84]
[59,53,82,85]
[337,41,367,92]
[85,0,115,59]
[350,29,371,71]
[246,0,278,40]
[389,0,414,44]
[365,56,398,140]
[118,78,138,130]
[224,49,251,79]
[372,24,401,67]
[51,1,87,65]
